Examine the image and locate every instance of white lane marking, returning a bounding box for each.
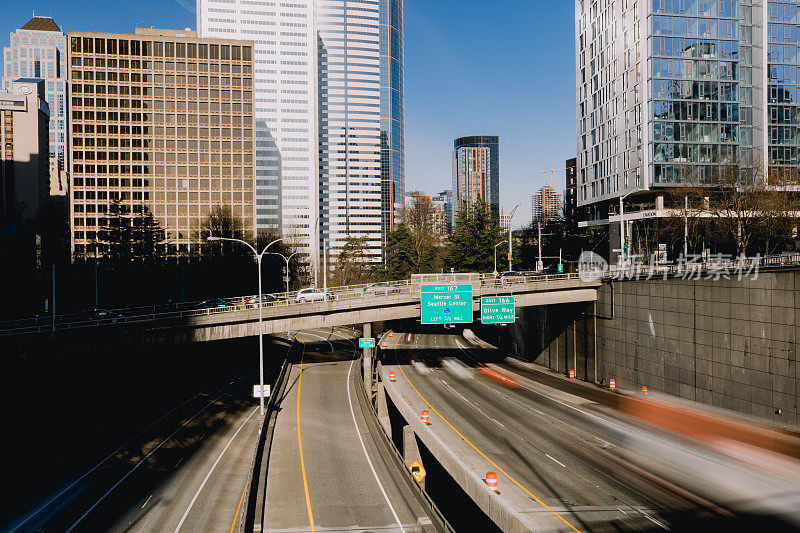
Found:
[617,507,628,515]
[346,359,405,533]
[454,338,630,434]
[8,392,203,532]
[141,495,153,509]
[545,454,566,468]
[173,406,259,532]
[65,389,232,532]
[174,458,184,469]
[636,508,670,530]
[296,330,335,351]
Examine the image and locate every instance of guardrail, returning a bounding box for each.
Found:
[0,272,589,337]
[242,347,294,532]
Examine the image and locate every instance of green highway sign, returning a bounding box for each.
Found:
[480,296,516,324]
[359,338,376,348]
[612,248,622,253]
[420,284,473,324]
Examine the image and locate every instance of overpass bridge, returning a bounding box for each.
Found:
[0,273,599,344]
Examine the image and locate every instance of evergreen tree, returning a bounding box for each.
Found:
[445,200,507,273]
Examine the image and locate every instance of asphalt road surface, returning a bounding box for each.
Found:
[7,366,278,532]
[384,332,733,532]
[262,330,435,532]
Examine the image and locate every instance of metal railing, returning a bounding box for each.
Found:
[0,272,589,337]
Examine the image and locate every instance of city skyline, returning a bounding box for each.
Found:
[0,1,577,229]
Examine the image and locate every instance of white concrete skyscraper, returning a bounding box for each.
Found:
[197,0,404,264]
[3,15,68,168]
[198,0,319,260]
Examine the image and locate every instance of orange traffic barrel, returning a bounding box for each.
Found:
[388,331,393,337]
[642,385,648,395]
[609,378,616,390]
[389,371,395,382]
[382,340,387,348]
[421,410,430,425]
[486,471,498,492]
[569,369,575,379]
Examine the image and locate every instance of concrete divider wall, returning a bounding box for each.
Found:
[506,269,799,432]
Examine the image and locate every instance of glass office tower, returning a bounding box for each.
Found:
[767,0,800,181]
[575,0,799,249]
[452,135,500,225]
[3,16,68,167]
[380,0,405,252]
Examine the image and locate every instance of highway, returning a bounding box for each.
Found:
[261,330,440,533]
[382,332,747,532]
[5,359,279,532]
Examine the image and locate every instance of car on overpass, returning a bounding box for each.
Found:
[362,282,398,296]
[245,293,283,307]
[195,297,233,310]
[295,288,335,303]
[76,308,123,322]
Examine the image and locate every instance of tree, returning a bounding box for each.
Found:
[197,205,248,260]
[445,200,507,273]
[331,235,373,286]
[402,194,440,268]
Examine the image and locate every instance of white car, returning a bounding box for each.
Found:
[295,288,335,303]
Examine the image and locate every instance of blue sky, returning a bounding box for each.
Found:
[2,1,576,226]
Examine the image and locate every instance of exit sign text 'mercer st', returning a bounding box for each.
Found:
[420,284,473,324]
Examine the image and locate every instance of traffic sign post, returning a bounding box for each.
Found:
[480,296,515,324]
[252,384,271,398]
[420,284,473,324]
[358,337,376,348]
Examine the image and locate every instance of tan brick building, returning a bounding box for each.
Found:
[67,28,255,256]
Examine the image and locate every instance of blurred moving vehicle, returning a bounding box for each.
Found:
[246,293,282,306]
[362,282,397,296]
[295,288,334,302]
[196,297,232,310]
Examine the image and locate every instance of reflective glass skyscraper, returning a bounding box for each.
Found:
[452,135,500,225]
[575,0,799,230]
[3,16,68,168]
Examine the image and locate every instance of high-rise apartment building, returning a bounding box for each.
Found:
[575,0,799,256]
[432,189,452,233]
[499,210,512,229]
[452,135,500,225]
[197,0,404,264]
[532,185,561,223]
[3,16,68,168]
[1,78,50,221]
[67,28,255,256]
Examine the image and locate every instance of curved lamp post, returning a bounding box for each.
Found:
[207,235,283,416]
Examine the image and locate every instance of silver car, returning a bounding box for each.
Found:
[295,288,334,302]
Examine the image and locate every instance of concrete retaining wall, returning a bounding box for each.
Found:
[507,269,800,432]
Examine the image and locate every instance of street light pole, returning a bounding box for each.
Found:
[207,235,283,416]
[493,241,505,276]
[267,251,300,296]
[508,203,521,271]
[619,189,642,268]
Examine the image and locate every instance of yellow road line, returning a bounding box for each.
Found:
[296,339,315,532]
[392,335,581,533]
[229,483,247,533]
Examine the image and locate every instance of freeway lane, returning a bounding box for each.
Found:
[262,331,436,532]
[384,333,723,532]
